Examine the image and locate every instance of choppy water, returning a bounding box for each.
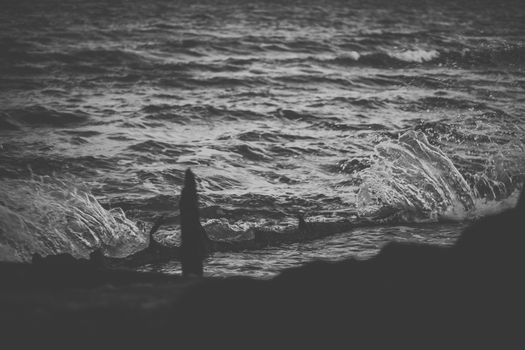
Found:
[1,0,524,275]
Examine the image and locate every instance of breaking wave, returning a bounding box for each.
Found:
[323,45,524,68]
[0,177,148,262]
[356,131,521,222]
[388,49,440,63]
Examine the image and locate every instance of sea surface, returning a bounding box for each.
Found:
[1,0,524,277]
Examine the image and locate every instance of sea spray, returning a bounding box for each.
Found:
[356,131,476,221]
[0,176,147,262]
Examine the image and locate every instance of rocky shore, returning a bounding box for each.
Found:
[1,190,524,348]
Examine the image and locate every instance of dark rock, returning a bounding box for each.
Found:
[1,186,523,348]
[173,186,525,348]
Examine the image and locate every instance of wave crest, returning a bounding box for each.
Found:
[388,49,440,63]
[0,177,147,262]
[356,131,476,221]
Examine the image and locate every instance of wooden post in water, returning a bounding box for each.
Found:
[179,169,209,277]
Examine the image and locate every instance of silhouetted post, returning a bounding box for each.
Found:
[298,213,307,233]
[179,168,209,277]
[517,186,525,210]
[147,215,165,253]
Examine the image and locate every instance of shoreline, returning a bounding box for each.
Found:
[1,197,523,347]
[115,217,464,268]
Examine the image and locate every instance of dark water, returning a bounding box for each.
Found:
[1,0,524,276]
[139,222,465,278]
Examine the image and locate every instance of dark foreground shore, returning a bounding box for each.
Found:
[1,193,524,349]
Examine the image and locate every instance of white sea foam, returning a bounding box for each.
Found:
[356,130,522,222]
[0,176,147,262]
[388,49,440,63]
[357,131,475,221]
[341,51,361,61]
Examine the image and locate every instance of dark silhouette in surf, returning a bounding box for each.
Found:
[297,213,311,234]
[146,215,166,253]
[179,168,209,277]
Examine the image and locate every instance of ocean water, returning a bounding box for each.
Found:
[1,0,524,277]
